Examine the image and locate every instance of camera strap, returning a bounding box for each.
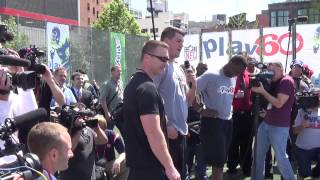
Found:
[107,83,119,108]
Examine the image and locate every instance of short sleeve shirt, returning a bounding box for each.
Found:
[197,69,236,120]
[99,79,123,112]
[293,108,320,149]
[264,75,295,127]
[123,71,167,169]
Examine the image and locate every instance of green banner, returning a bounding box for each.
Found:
[110,32,126,83]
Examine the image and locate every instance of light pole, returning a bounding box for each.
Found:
[149,0,156,40]
[284,16,308,73]
[149,0,162,40]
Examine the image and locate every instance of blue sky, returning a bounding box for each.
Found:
[130,0,285,22]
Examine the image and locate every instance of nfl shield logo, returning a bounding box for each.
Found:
[184,45,197,61]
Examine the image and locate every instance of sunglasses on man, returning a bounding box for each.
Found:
[147,53,169,63]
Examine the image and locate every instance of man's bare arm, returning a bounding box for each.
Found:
[141,114,180,180]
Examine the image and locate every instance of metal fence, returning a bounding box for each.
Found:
[17,24,148,86]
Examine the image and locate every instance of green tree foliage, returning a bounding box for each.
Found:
[3,16,29,50]
[93,0,142,35]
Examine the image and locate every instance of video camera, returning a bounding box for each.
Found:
[0,46,46,94]
[249,70,274,88]
[296,92,319,109]
[58,105,98,133]
[0,109,47,180]
[18,45,46,74]
[0,55,37,94]
[0,153,42,180]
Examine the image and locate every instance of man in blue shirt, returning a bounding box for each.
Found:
[52,67,76,107]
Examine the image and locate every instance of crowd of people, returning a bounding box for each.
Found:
[0,25,319,180]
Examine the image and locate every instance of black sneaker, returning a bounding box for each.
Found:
[226,168,238,174]
[242,171,251,177]
[312,166,320,178]
[264,172,273,179]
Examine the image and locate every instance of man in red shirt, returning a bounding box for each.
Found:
[227,68,253,177]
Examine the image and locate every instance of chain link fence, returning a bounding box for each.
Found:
[1,14,148,86]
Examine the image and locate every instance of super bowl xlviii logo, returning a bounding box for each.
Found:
[115,37,121,65]
[184,45,197,61]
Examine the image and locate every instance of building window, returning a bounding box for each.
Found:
[310,8,320,24]
[271,11,276,27]
[88,18,91,25]
[141,29,148,33]
[277,10,289,27]
[298,8,308,16]
[93,7,95,15]
[97,0,99,4]
[87,3,90,11]
[149,28,158,33]
[97,11,99,18]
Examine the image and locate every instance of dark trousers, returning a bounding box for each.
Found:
[169,134,188,180]
[186,143,207,180]
[227,111,253,175]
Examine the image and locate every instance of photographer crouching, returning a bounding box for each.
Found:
[57,104,108,180]
[292,90,320,179]
[251,61,295,180]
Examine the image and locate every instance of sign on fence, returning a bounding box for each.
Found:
[47,22,70,70]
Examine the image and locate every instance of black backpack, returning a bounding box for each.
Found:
[110,102,123,124]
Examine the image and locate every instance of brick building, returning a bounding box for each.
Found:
[258,0,320,27]
[79,0,112,27]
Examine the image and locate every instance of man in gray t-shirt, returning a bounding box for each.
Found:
[154,26,196,179]
[196,55,247,180]
[99,65,123,121]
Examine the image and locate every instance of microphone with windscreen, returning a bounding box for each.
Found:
[0,55,31,67]
[0,108,47,139]
[288,16,308,24]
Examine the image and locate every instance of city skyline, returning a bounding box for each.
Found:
[131,0,286,22]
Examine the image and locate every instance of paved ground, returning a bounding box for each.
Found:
[189,163,319,180]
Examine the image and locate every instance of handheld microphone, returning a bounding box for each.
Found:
[0,108,47,137]
[184,60,192,88]
[0,55,31,67]
[184,60,190,69]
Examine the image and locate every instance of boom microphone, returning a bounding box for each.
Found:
[0,55,31,67]
[288,16,308,24]
[0,108,47,137]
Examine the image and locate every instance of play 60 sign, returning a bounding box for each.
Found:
[202,27,304,60]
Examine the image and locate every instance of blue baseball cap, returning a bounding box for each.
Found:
[290,59,304,69]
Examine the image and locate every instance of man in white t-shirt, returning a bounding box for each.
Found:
[0,66,38,166]
[293,93,320,179]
